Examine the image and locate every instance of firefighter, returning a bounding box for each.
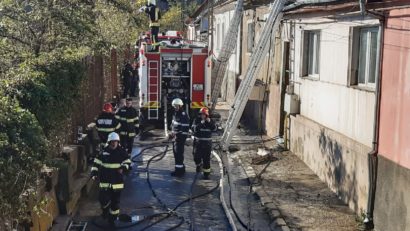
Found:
[96,103,121,144]
[139,0,161,51]
[116,98,139,156]
[115,98,126,114]
[130,62,139,97]
[91,132,131,226]
[121,60,133,98]
[169,98,190,177]
[192,107,216,180]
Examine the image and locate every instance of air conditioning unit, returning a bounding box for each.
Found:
[284,93,300,114]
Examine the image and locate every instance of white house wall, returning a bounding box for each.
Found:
[213,10,241,74]
[290,17,378,147]
[285,15,379,214]
[212,8,241,102]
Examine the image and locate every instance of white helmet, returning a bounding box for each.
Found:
[107,132,120,142]
[172,98,183,107]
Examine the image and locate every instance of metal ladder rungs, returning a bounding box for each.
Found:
[221,0,286,149]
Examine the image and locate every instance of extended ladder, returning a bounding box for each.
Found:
[148,61,159,120]
[221,0,286,150]
[209,0,244,111]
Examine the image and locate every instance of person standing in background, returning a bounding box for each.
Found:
[130,62,139,97]
[121,60,133,98]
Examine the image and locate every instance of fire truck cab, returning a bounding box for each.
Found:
[138,31,211,127]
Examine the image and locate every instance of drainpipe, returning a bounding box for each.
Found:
[283,0,345,11]
[359,0,366,16]
[364,12,385,230]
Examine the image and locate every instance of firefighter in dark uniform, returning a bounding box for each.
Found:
[139,0,161,51]
[95,103,121,144]
[91,132,131,226]
[130,62,139,97]
[169,98,190,177]
[192,107,216,179]
[122,61,133,98]
[115,98,139,156]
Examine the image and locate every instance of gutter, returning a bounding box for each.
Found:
[364,10,385,231]
[283,0,349,11]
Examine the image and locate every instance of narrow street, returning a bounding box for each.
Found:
[3,1,410,231]
[74,128,276,230]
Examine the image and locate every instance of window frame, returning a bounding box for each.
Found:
[348,25,380,89]
[301,30,321,78]
[247,21,255,53]
[216,22,221,51]
[221,22,225,50]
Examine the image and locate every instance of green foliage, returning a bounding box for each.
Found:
[0,0,188,226]
[0,94,48,225]
[95,0,147,50]
[15,51,87,134]
[161,2,198,32]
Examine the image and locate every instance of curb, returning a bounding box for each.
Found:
[237,157,291,231]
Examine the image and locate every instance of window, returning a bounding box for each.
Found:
[221,22,225,49]
[301,30,320,77]
[247,22,255,53]
[350,26,379,88]
[216,23,220,50]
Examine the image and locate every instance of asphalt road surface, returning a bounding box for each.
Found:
[74,129,275,231]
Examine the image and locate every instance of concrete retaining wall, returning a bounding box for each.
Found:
[289,114,370,214]
[374,155,410,231]
[28,134,95,231]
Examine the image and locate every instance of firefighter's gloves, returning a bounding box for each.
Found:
[201,118,211,124]
[186,136,193,146]
[91,176,97,181]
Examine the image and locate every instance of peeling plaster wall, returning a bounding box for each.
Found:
[241,6,283,133]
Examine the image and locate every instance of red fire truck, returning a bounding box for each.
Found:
[137,31,211,126]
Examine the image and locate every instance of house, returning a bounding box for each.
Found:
[206,0,410,230]
[375,6,410,231]
[188,0,241,104]
[187,0,210,42]
[281,1,383,216]
[210,0,242,104]
[241,1,285,136]
[278,1,410,230]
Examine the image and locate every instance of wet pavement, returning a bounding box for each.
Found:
[74,128,277,230]
[236,136,359,231]
[221,151,276,231]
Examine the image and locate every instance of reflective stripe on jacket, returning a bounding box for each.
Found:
[91,146,131,190]
[172,110,190,136]
[116,106,139,137]
[95,112,121,141]
[192,117,216,143]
